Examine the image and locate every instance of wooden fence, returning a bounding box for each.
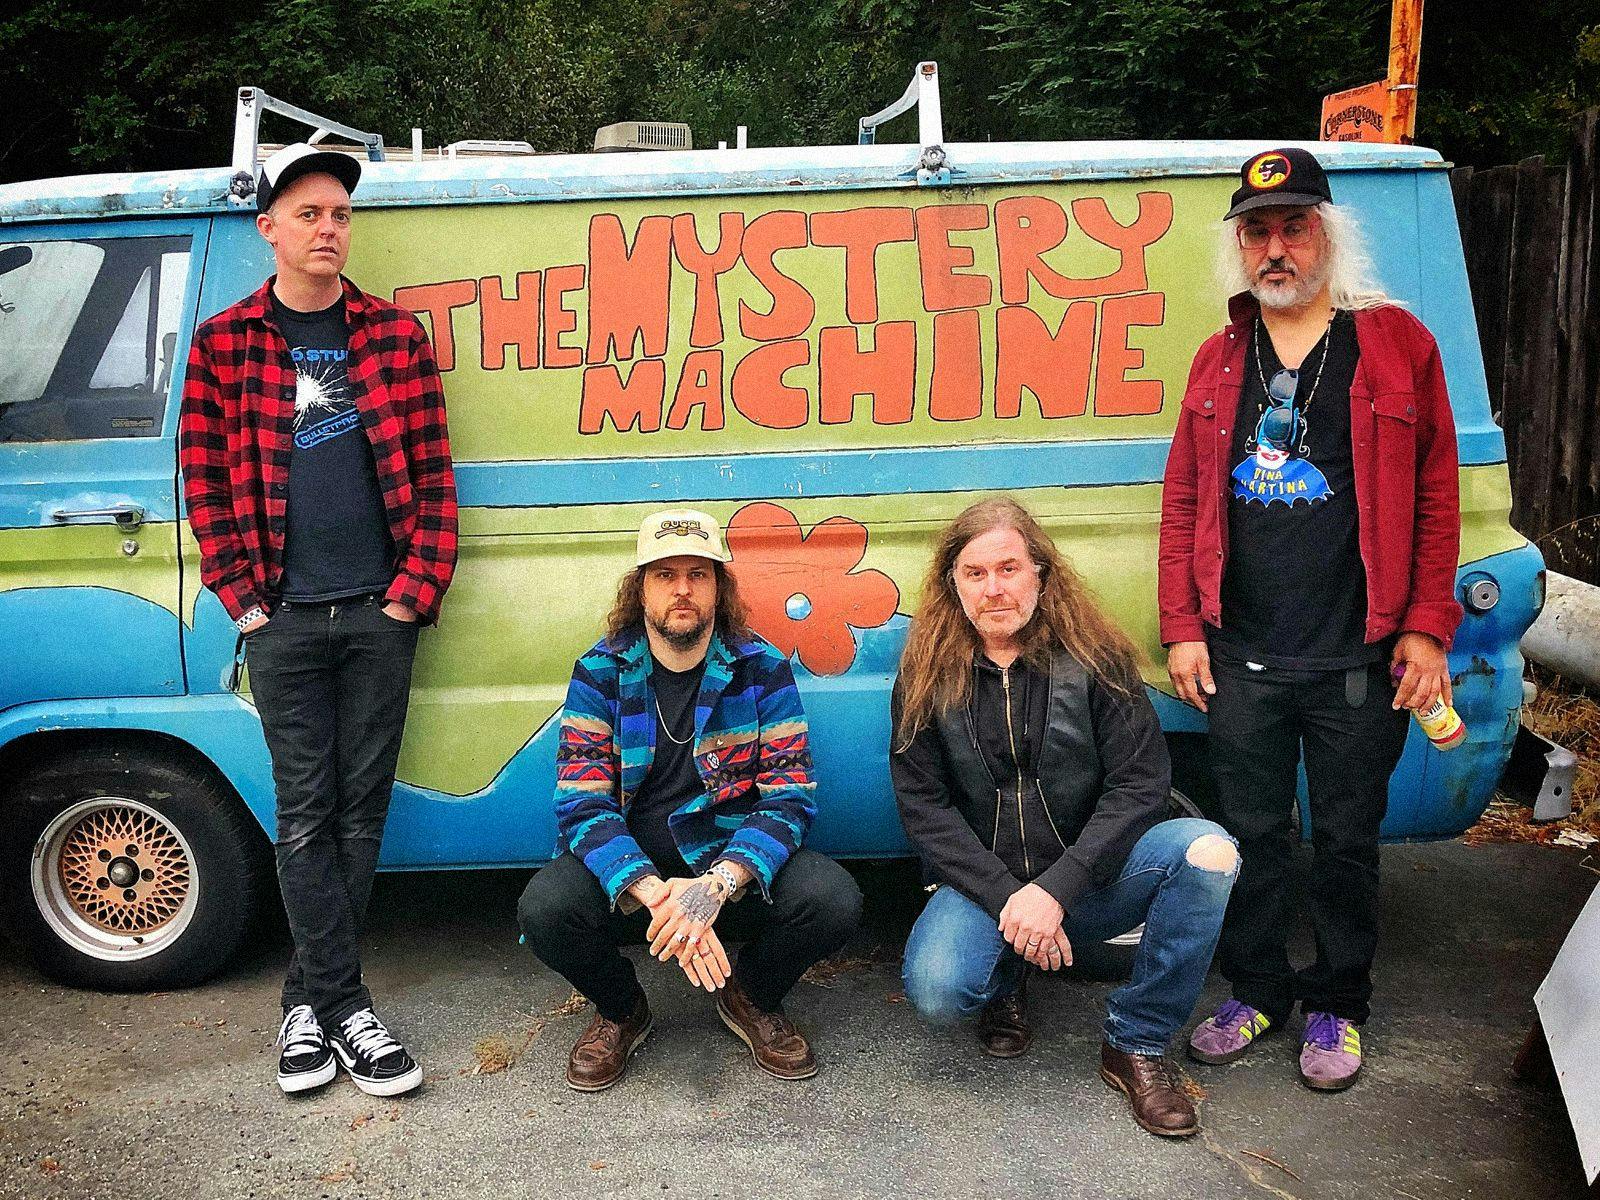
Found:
[1452,110,1600,588]
[1452,110,1600,587]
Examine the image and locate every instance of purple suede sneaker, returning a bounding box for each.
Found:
[1299,1012,1363,1091]
[1188,999,1273,1065]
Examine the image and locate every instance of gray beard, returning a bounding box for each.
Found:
[1250,257,1330,310]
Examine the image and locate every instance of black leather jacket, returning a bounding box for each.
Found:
[890,650,1170,919]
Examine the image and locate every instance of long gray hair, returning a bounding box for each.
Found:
[1215,201,1394,311]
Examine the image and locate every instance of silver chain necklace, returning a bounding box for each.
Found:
[1253,314,1335,415]
[656,695,695,745]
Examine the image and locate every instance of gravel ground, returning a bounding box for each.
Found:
[0,840,1592,1200]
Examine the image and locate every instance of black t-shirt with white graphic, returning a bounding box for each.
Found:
[273,293,395,603]
[627,660,708,877]
[1212,312,1377,671]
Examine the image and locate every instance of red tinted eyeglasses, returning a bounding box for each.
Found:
[1236,213,1321,251]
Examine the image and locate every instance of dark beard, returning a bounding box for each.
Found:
[647,611,711,651]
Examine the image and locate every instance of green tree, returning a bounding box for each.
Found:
[983,0,1386,141]
[1,0,471,180]
[4,0,1598,185]
[1420,2,1600,165]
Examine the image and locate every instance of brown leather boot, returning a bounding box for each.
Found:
[715,976,817,1080]
[977,988,1032,1058]
[1099,1042,1199,1137]
[565,992,652,1092]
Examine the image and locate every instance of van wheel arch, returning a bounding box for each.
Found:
[0,730,271,990]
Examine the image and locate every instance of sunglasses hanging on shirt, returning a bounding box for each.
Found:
[1253,318,1335,456]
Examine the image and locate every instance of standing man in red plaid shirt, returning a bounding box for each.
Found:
[179,144,457,1099]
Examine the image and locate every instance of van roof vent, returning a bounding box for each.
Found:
[593,121,693,153]
[443,140,536,158]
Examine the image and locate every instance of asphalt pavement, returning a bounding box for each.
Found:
[0,839,1592,1200]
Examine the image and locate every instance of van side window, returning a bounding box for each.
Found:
[0,236,192,443]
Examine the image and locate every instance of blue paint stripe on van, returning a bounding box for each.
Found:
[451,427,1508,511]
[0,438,181,528]
[0,426,1506,529]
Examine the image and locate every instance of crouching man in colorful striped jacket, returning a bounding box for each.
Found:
[517,509,863,1091]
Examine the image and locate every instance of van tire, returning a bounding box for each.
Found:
[3,743,267,991]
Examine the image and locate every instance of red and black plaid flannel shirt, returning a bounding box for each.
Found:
[179,277,458,624]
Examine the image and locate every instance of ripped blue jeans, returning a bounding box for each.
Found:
[902,818,1239,1055]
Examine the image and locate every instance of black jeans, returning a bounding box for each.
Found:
[246,595,420,1026]
[1206,657,1409,1025]
[517,849,863,1020]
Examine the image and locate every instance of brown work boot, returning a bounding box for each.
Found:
[1099,1042,1200,1137]
[715,976,817,1080]
[977,987,1032,1058]
[565,992,652,1092]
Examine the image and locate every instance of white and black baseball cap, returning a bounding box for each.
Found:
[636,509,733,566]
[256,143,362,213]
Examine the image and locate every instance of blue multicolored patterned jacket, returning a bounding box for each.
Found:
[554,627,816,906]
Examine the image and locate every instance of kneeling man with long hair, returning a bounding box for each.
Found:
[892,497,1238,1137]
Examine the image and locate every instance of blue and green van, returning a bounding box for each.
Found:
[0,80,1542,988]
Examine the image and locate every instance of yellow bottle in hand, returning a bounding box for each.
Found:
[1414,696,1466,750]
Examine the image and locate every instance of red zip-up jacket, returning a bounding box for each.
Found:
[1158,294,1464,652]
[179,277,458,625]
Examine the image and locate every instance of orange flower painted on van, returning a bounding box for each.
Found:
[725,503,899,677]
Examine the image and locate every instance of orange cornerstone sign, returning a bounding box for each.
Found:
[1322,81,1389,143]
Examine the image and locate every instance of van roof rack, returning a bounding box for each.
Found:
[857,61,948,184]
[229,86,387,207]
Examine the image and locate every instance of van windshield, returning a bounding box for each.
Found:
[0,235,191,443]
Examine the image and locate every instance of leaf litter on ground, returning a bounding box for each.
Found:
[1466,669,1600,845]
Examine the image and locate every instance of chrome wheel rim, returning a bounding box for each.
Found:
[32,796,198,962]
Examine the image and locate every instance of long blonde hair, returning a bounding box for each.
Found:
[894,496,1143,748]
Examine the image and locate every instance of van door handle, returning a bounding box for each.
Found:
[51,504,146,532]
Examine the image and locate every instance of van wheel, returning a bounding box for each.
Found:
[4,744,267,990]
[1068,789,1209,982]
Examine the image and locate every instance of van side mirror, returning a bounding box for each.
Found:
[0,245,32,277]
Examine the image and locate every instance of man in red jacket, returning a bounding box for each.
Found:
[180,144,457,1099]
[1158,147,1461,1092]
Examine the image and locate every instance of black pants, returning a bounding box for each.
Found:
[1207,657,1409,1025]
[246,595,420,1027]
[517,849,863,1020]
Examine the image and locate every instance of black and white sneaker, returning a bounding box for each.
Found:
[276,1004,337,1094]
[329,1008,423,1097]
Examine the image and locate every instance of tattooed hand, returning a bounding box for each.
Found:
[646,874,734,990]
[678,877,725,924]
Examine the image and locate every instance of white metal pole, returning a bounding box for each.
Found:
[736,125,748,150]
[917,61,944,148]
[231,88,262,179]
[412,127,423,161]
